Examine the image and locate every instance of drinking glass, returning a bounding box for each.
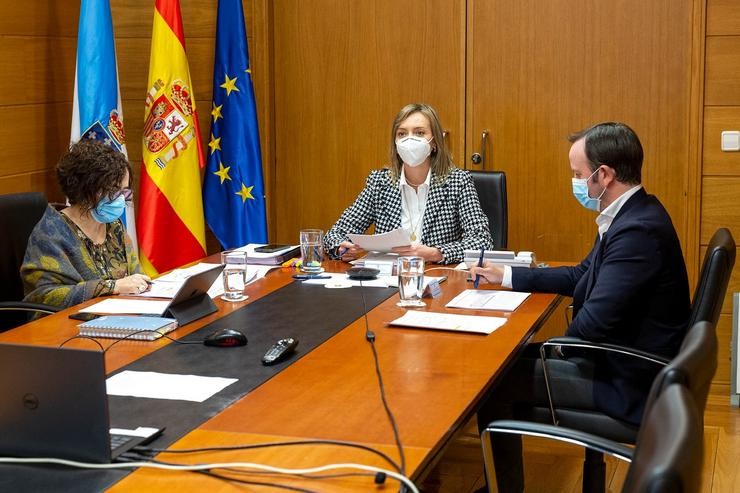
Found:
[300,229,324,273]
[221,250,248,302]
[397,256,425,307]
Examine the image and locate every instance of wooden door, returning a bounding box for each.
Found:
[467,0,696,262]
[271,0,465,243]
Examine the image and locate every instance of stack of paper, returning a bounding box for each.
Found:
[389,310,507,335]
[446,289,530,311]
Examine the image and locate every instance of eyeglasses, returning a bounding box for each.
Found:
[117,188,133,203]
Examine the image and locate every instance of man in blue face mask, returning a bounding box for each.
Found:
[471,122,690,493]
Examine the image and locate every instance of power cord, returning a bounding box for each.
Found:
[0,457,419,492]
[358,280,408,489]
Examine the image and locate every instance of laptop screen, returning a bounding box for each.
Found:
[0,344,113,463]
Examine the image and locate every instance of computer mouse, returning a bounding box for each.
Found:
[203,328,248,347]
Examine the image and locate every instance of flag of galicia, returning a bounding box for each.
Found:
[203,0,268,249]
[71,0,138,248]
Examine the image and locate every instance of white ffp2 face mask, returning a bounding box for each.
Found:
[396,136,432,167]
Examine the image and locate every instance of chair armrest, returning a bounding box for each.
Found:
[539,336,670,426]
[543,337,671,366]
[0,301,60,315]
[480,419,634,487]
[483,419,634,461]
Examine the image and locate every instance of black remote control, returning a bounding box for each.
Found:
[261,338,299,365]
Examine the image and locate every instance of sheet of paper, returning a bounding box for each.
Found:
[348,228,411,252]
[155,262,222,282]
[389,310,506,335]
[79,298,170,315]
[106,370,238,403]
[446,289,531,311]
[208,265,277,297]
[384,275,446,289]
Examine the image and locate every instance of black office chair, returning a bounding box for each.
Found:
[469,170,507,249]
[533,319,717,492]
[482,382,703,493]
[538,227,734,435]
[0,192,60,331]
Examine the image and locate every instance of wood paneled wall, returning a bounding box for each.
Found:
[704,0,740,391]
[2,1,738,393]
[0,0,272,253]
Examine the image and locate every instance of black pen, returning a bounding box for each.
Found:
[292,274,332,280]
[473,246,484,289]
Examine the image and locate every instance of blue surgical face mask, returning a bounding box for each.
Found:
[90,194,126,223]
[571,167,606,212]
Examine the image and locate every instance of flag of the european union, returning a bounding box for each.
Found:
[203,0,268,249]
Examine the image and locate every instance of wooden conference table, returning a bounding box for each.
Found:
[1,259,559,492]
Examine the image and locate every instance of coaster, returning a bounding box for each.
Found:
[300,267,325,275]
[221,294,249,302]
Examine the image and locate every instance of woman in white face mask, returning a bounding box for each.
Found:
[324,103,493,264]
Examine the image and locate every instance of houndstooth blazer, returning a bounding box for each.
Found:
[324,168,493,264]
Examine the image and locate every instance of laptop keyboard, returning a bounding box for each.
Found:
[109,434,134,452]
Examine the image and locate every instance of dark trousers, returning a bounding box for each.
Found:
[477,343,596,493]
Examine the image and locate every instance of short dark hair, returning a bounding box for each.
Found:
[568,122,643,184]
[56,140,132,213]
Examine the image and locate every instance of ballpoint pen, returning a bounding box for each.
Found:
[473,246,484,289]
[292,274,332,280]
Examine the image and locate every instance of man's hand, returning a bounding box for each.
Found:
[469,261,504,285]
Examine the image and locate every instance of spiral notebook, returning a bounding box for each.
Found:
[78,316,178,341]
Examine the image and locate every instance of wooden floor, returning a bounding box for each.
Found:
[422,386,740,492]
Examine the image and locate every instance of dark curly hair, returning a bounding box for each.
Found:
[56,140,132,214]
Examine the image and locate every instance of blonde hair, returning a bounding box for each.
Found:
[387,103,454,182]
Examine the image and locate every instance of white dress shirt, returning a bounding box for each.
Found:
[501,185,644,288]
[400,168,431,244]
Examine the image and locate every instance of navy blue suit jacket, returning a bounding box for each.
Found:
[512,188,690,424]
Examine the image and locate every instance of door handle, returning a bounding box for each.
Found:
[471,129,488,166]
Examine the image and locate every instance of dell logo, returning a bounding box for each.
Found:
[22,393,39,410]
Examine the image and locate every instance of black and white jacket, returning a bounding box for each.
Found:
[324,168,493,264]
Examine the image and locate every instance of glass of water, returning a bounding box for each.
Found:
[397,256,425,307]
[299,229,324,273]
[221,250,248,302]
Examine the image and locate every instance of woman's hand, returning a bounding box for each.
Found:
[391,244,443,263]
[337,241,366,262]
[469,261,504,285]
[114,273,152,294]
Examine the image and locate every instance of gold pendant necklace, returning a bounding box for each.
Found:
[410,231,417,241]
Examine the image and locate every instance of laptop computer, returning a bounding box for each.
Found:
[0,343,161,463]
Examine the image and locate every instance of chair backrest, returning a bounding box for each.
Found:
[643,321,717,420]
[468,170,507,249]
[0,192,48,329]
[689,228,736,328]
[622,384,702,493]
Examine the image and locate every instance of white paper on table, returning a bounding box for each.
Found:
[131,280,182,299]
[79,298,170,315]
[384,275,446,289]
[208,265,277,297]
[348,228,410,253]
[301,272,392,288]
[445,289,530,311]
[389,310,506,335]
[106,370,238,403]
[155,262,222,282]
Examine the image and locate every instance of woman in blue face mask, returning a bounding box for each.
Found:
[21,140,151,311]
